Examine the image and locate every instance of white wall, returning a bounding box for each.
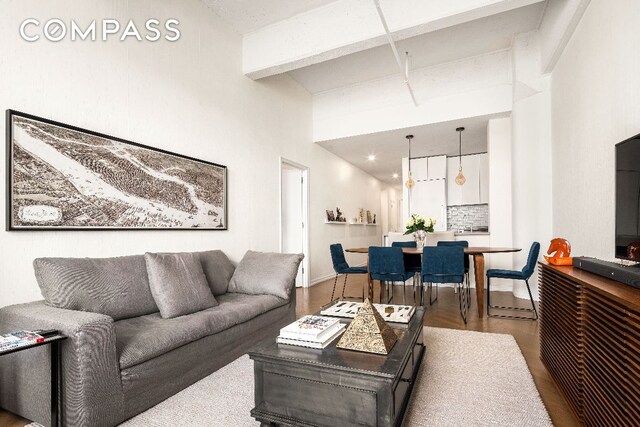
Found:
[0,0,383,307]
[551,0,640,260]
[511,32,553,299]
[487,117,514,291]
[308,150,384,285]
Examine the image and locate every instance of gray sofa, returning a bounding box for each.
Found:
[0,250,299,427]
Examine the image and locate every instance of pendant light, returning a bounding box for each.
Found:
[455,127,466,186]
[405,135,415,190]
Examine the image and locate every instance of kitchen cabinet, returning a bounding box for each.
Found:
[447,154,486,206]
[479,153,489,203]
[409,157,429,181]
[427,155,447,180]
[411,179,447,231]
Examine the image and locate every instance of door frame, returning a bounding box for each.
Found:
[279,157,310,288]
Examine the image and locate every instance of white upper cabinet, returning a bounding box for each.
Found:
[427,155,447,180]
[479,153,490,203]
[409,157,429,181]
[460,155,480,205]
[447,157,463,205]
[447,154,487,206]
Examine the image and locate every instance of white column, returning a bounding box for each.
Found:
[510,32,553,299]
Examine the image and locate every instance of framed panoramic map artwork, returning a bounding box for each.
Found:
[6,110,227,230]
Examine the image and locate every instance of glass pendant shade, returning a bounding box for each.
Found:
[455,127,466,186]
[405,172,415,190]
[405,134,415,190]
[455,165,466,186]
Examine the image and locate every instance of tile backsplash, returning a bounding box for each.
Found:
[447,204,489,232]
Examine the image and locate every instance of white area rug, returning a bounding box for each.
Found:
[120,327,552,427]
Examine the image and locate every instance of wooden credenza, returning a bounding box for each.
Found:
[539,262,640,426]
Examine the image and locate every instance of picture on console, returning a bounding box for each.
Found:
[6,110,227,230]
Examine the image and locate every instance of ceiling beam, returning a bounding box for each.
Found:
[243,0,546,80]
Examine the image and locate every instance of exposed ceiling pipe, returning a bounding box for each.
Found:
[373,0,418,107]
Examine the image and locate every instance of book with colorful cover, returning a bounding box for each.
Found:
[279,315,342,342]
[0,331,45,352]
[277,324,346,349]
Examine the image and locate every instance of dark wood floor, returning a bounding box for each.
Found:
[1,275,579,427]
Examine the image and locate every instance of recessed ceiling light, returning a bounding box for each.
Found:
[392,173,399,179]
[367,154,376,161]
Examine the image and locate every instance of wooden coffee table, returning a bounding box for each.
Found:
[249,307,425,427]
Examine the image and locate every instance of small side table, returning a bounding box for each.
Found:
[0,332,67,427]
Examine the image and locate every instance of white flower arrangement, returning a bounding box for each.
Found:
[404,214,436,235]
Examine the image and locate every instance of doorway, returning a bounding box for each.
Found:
[280,158,309,287]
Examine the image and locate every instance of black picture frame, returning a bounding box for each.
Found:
[6,109,228,231]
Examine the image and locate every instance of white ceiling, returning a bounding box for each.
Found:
[202,1,542,187]
[289,3,545,93]
[202,0,339,34]
[318,114,508,187]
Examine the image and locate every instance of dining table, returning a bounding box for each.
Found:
[345,246,521,318]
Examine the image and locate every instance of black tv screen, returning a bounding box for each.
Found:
[616,133,640,261]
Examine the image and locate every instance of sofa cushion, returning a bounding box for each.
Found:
[228,251,304,299]
[33,255,158,321]
[145,252,217,319]
[115,292,287,369]
[195,250,235,296]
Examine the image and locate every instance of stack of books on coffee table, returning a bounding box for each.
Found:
[277,315,345,349]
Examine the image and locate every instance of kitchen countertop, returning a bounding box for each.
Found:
[453,231,490,236]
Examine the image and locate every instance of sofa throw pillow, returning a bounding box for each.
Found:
[145,252,218,319]
[33,255,158,321]
[194,250,235,296]
[228,251,304,300]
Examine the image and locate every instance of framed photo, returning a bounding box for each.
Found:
[6,110,227,230]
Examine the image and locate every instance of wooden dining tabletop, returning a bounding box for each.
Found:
[345,246,521,318]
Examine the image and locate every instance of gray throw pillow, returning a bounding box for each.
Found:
[144,252,218,319]
[228,251,304,300]
[33,255,158,320]
[194,250,235,296]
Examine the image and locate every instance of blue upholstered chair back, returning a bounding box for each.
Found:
[437,240,469,270]
[521,242,541,279]
[329,243,350,274]
[391,241,417,248]
[369,246,407,282]
[421,246,465,284]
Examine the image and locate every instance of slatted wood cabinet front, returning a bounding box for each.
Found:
[539,263,640,427]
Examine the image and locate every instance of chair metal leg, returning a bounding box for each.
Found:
[487,277,538,320]
[458,279,469,324]
[402,279,407,305]
[341,274,348,299]
[429,282,438,305]
[330,274,339,302]
[341,274,363,300]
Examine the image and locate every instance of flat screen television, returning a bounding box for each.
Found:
[616,133,640,261]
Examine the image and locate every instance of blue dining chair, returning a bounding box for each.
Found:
[392,241,421,303]
[421,246,467,322]
[437,240,470,297]
[486,242,540,320]
[369,246,414,304]
[329,243,368,303]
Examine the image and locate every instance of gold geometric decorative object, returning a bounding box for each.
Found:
[405,171,415,190]
[336,298,398,355]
